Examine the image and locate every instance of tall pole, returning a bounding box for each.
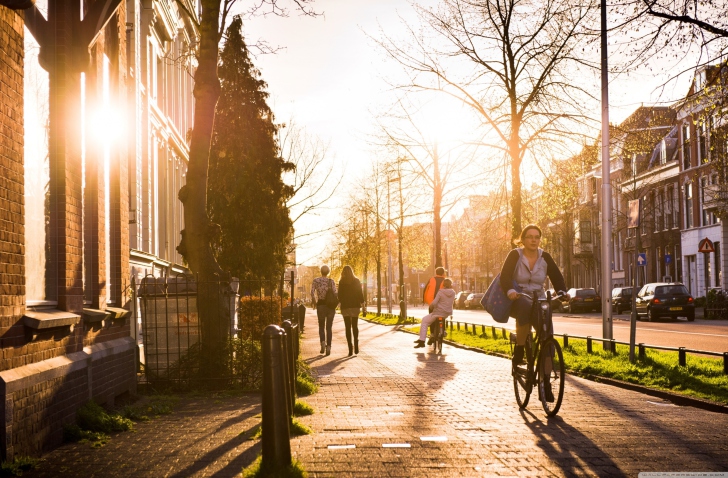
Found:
[600,0,614,348]
[387,178,393,314]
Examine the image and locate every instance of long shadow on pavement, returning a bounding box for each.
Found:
[414,351,458,393]
[519,409,627,477]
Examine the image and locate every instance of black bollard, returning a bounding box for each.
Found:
[679,347,686,367]
[262,325,292,469]
[280,322,294,421]
[563,334,569,348]
[481,325,486,336]
[639,343,646,359]
[586,336,593,353]
[282,321,297,413]
[491,325,496,338]
[723,352,728,375]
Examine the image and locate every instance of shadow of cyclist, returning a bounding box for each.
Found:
[518,408,626,477]
[414,351,458,392]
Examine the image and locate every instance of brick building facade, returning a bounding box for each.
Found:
[0,2,136,460]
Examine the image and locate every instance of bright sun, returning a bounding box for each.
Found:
[415,93,479,145]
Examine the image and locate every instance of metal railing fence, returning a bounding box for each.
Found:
[442,318,728,375]
[133,272,298,389]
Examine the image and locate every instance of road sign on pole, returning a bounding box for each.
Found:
[637,253,647,266]
[698,237,715,253]
[665,254,672,264]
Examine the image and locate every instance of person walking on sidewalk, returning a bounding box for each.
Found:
[338,265,365,356]
[415,278,455,348]
[499,224,567,369]
[311,265,337,356]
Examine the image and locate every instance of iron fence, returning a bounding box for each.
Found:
[133,272,298,389]
[443,319,728,375]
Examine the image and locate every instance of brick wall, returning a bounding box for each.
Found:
[0,6,25,352]
[0,2,136,460]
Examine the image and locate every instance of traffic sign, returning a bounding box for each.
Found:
[637,253,647,266]
[665,254,672,264]
[698,237,715,253]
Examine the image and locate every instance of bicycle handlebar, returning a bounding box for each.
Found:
[514,291,568,302]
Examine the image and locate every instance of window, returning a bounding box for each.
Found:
[657,190,665,230]
[590,177,597,199]
[701,176,709,226]
[676,244,683,283]
[698,117,709,162]
[682,123,692,170]
[580,221,592,243]
[660,139,667,165]
[685,183,693,229]
[24,23,54,303]
[666,186,674,229]
[715,242,722,287]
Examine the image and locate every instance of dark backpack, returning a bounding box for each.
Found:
[324,279,339,309]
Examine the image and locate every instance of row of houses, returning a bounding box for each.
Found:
[445,62,728,299]
[0,0,197,459]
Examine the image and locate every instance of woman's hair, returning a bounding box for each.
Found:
[514,224,542,246]
[443,278,453,289]
[340,265,356,283]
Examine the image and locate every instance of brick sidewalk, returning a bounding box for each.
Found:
[24,310,728,477]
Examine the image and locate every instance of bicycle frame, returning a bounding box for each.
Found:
[511,290,565,416]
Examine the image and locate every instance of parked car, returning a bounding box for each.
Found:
[561,288,601,313]
[454,291,471,309]
[464,293,485,309]
[611,287,634,314]
[635,282,695,322]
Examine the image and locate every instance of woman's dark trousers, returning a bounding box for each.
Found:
[343,316,359,353]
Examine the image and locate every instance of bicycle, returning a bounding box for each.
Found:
[509,290,565,417]
[430,315,449,355]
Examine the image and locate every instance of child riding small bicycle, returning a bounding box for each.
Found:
[414,278,455,348]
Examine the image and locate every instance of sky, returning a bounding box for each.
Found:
[240,0,695,266]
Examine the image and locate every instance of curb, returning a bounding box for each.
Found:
[387,322,728,415]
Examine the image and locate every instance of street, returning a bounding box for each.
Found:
[389,305,728,354]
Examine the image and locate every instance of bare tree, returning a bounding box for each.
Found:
[377,0,598,243]
[376,98,491,270]
[613,0,728,68]
[280,120,342,228]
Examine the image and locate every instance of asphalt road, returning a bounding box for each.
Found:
[385,305,728,354]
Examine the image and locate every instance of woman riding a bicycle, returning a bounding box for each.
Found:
[499,225,567,369]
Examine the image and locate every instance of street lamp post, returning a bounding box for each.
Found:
[387,177,393,314]
[600,0,614,348]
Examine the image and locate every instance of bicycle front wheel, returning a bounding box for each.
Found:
[539,338,565,417]
[435,322,444,354]
[512,338,533,409]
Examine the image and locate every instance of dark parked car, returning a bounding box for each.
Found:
[635,283,695,321]
[464,293,485,309]
[454,291,471,309]
[611,287,634,314]
[562,288,601,313]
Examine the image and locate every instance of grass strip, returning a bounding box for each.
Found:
[405,324,728,405]
[242,456,307,478]
[360,312,420,326]
[0,456,40,477]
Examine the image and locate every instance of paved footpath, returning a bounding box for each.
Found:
[26,310,728,477]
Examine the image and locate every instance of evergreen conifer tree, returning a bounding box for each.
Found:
[208,16,294,280]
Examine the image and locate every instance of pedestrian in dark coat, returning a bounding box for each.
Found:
[338,265,365,356]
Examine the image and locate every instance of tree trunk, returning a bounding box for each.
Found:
[509,125,522,244]
[176,0,229,384]
[433,145,443,268]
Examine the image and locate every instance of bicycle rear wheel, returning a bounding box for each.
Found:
[513,340,533,409]
[434,320,444,354]
[539,338,565,417]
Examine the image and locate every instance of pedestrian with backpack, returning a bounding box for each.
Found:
[311,265,338,356]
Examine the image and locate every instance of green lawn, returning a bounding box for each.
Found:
[360,312,420,326]
[405,324,728,405]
